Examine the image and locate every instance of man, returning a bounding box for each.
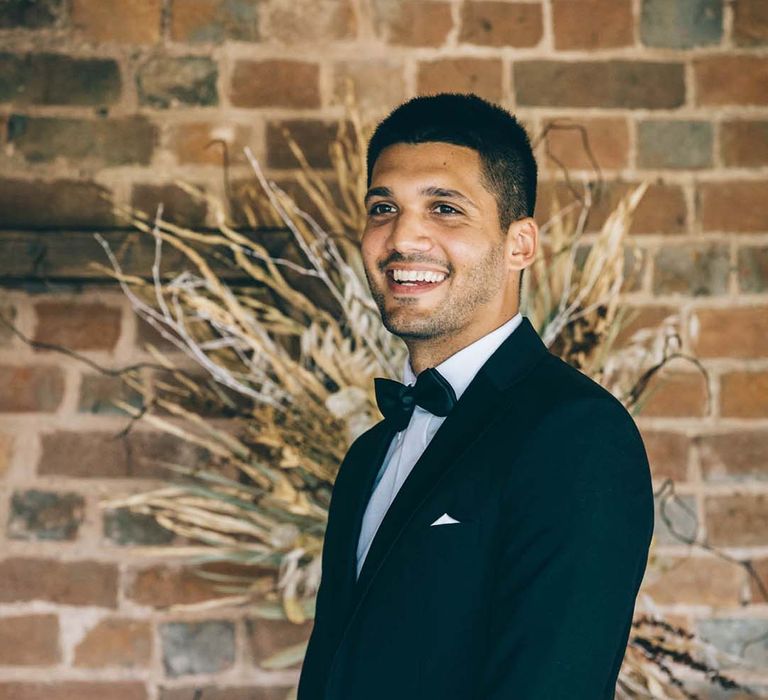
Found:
[297,93,654,700]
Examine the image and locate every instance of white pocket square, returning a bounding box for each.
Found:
[430,512,461,526]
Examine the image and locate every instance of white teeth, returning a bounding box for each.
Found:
[391,269,447,283]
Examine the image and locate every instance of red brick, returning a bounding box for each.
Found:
[0,179,115,228]
[332,60,406,113]
[695,56,768,106]
[74,618,152,668]
[417,58,503,102]
[642,556,744,606]
[131,184,207,227]
[38,430,209,479]
[375,0,453,47]
[0,682,146,700]
[170,0,260,42]
[614,305,678,348]
[720,371,768,418]
[168,122,254,166]
[267,0,356,43]
[78,373,144,416]
[692,307,768,358]
[160,687,290,700]
[699,181,768,233]
[539,118,629,171]
[697,431,768,482]
[0,615,60,665]
[0,366,64,412]
[127,566,233,608]
[0,559,118,607]
[639,429,689,482]
[705,494,768,547]
[721,120,768,168]
[515,61,685,109]
[749,559,768,601]
[71,0,162,44]
[459,1,543,47]
[733,0,768,46]
[33,300,121,351]
[246,618,313,668]
[0,433,12,477]
[552,0,633,49]
[230,60,320,109]
[266,119,337,170]
[639,369,709,418]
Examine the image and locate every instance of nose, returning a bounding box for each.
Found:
[386,210,433,254]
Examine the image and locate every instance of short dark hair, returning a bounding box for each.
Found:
[366,93,537,231]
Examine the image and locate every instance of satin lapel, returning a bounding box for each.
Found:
[349,316,549,609]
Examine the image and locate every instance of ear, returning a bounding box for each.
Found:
[504,217,538,272]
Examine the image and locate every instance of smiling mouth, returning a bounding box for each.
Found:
[385,268,448,294]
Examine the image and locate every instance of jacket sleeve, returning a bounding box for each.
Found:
[479,398,655,700]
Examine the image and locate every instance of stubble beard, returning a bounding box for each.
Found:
[365,241,507,342]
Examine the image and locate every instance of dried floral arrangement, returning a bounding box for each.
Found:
[4,103,755,698]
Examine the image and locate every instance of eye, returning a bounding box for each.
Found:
[368,202,396,216]
[433,202,461,215]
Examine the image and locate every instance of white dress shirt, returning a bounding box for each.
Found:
[355,312,524,578]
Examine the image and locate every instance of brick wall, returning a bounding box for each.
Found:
[0,0,767,697]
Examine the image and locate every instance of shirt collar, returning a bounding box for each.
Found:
[402,312,524,401]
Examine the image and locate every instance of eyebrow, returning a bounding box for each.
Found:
[363,185,477,209]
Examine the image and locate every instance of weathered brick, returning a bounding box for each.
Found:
[552,0,633,49]
[0,615,60,665]
[0,0,63,28]
[642,556,743,606]
[720,371,768,419]
[8,115,156,166]
[373,0,453,47]
[697,618,768,668]
[74,618,152,669]
[639,429,689,482]
[417,58,503,102]
[653,243,730,296]
[699,181,768,233]
[0,178,115,229]
[695,56,768,106]
[721,120,768,168]
[654,494,697,545]
[266,119,336,169]
[160,686,291,700]
[637,120,712,170]
[103,509,175,546]
[0,682,146,700]
[691,307,768,358]
[170,0,260,42]
[267,0,356,43]
[750,559,768,602]
[0,433,13,477]
[34,300,121,351]
[639,368,709,417]
[131,184,208,227]
[515,61,685,109]
[0,558,118,607]
[78,373,144,416]
[168,122,254,166]
[640,0,722,48]
[0,365,64,412]
[0,53,121,106]
[697,431,768,482]
[0,302,15,346]
[39,430,210,479]
[332,60,406,113]
[539,118,629,171]
[738,246,768,293]
[614,305,678,348]
[230,60,319,109]
[733,0,768,46]
[706,494,768,547]
[459,1,543,47]
[247,617,313,668]
[8,490,85,541]
[72,0,162,44]
[160,620,235,677]
[137,56,217,109]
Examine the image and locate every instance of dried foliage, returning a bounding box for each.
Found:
[67,106,756,697]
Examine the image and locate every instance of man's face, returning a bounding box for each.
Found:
[362,141,516,343]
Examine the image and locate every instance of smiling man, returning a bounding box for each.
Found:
[297,94,654,700]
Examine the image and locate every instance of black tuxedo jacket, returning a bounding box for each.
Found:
[297,316,654,699]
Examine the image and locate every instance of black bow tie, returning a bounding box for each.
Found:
[374,368,458,432]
